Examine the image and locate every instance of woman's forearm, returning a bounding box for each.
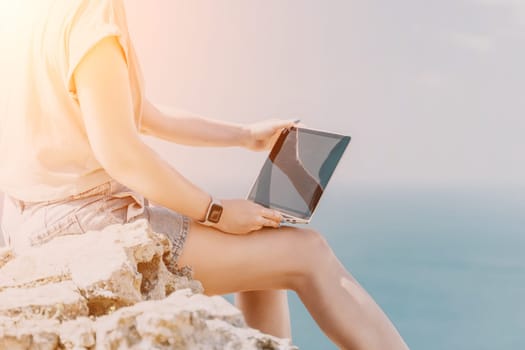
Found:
[140,100,250,147]
[102,136,211,222]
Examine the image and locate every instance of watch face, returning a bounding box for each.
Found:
[208,203,223,223]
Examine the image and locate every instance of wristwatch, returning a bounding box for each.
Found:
[198,196,223,226]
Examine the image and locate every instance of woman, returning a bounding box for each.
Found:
[0,1,408,349]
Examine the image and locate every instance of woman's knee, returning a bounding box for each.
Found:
[288,227,333,286]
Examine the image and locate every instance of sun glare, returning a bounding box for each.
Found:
[0,1,36,30]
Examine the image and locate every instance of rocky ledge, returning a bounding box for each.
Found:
[0,219,297,349]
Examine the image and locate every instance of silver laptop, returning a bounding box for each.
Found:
[246,125,351,224]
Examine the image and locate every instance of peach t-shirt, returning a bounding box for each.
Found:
[0,0,144,202]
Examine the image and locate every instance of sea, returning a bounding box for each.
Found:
[225,185,525,350]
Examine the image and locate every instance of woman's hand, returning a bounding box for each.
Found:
[209,199,283,234]
[241,118,301,152]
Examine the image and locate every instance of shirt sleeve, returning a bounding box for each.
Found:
[65,0,130,97]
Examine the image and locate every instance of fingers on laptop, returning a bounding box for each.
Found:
[257,216,280,229]
[261,208,282,224]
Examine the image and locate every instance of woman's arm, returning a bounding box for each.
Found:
[74,36,211,222]
[74,35,282,233]
[140,99,300,151]
[140,100,251,147]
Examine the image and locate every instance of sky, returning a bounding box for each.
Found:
[121,0,524,197]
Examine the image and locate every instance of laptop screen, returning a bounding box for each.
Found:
[248,126,350,220]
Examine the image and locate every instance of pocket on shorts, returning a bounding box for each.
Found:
[73,195,124,234]
[74,182,147,233]
[105,191,147,223]
[29,205,84,246]
[104,180,148,224]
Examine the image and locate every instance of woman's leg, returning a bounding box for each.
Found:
[176,221,408,350]
[234,289,291,339]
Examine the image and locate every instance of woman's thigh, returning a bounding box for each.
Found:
[177,221,330,296]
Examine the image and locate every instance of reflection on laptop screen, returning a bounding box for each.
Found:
[248,127,350,220]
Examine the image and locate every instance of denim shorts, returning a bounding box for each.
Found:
[1,178,191,262]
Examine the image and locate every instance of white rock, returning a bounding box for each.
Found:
[0,219,298,349]
[0,281,88,320]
